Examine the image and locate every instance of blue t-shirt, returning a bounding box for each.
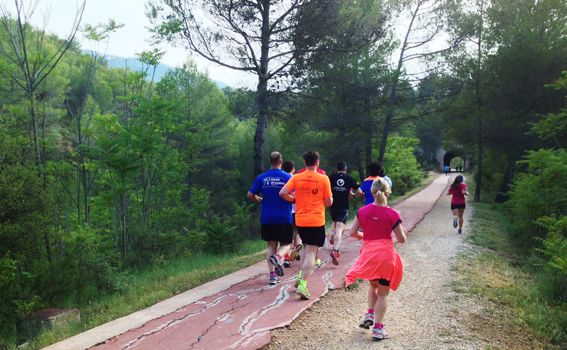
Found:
[361,176,393,205]
[249,169,293,224]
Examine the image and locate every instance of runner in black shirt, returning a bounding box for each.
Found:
[328,161,362,265]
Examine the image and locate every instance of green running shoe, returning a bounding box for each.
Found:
[296,283,310,300]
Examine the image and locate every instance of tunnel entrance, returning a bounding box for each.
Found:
[443,151,468,172]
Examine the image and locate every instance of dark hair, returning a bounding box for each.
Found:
[366,161,383,177]
[451,175,464,190]
[283,160,295,173]
[269,152,282,164]
[336,161,347,171]
[304,151,320,166]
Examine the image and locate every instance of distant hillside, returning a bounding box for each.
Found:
[82,51,230,90]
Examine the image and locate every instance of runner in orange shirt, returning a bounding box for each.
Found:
[280,150,333,300]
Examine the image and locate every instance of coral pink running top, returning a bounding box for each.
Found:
[358,204,401,240]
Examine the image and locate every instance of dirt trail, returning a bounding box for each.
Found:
[264,174,511,350]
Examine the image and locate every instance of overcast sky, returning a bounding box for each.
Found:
[3,0,441,90]
[2,0,256,88]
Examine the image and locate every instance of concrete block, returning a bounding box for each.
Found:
[29,308,80,329]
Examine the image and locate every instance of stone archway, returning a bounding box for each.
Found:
[436,147,472,172]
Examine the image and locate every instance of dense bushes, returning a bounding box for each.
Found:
[0,43,260,347]
[506,73,567,306]
[507,149,567,241]
[378,136,425,195]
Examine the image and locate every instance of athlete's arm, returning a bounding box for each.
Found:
[393,223,407,244]
[352,188,363,197]
[247,191,263,204]
[279,186,295,203]
[325,196,333,207]
[348,216,363,240]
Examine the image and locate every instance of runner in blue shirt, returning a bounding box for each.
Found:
[361,161,393,206]
[247,152,293,286]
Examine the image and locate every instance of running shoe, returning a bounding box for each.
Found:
[283,259,292,267]
[330,249,340,265]
[458,229,462,234]
[269,255,284,277]
[296,253,300,261]
[295,270,303,287]
[269,275,280,286]
[359,313,374,329]
[453,217,458,228]
[290,244,302,261]
[314,258,322,268]
[372,325,389,340]
[296,283,311,300]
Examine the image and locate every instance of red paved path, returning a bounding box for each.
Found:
[75,175,449,350]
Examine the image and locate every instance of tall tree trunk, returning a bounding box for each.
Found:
[339,94,345,146]
[77,165,81,226]
[474,1,484,203]
[355,148,365,181]
[494,157,516,203]
[475,117,483,202]
[378,1,421,164]
[253,1,271,179]
[364,91,372,165]
[30,94,43,179]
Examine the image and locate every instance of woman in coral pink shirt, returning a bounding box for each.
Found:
[447,175,469,234]
[345,178,407,340]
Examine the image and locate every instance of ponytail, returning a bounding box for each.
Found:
[371,178,391,205]
[451,175,464,191]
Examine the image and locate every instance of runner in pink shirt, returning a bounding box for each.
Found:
[447,175,469,234]
[345,178,407,340]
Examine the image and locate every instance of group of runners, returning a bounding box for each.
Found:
[247,150,468,340]
[247,150,404,340]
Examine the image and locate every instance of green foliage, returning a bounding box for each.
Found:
[506,149,567,241]
[460,202,567,346]
[534,216,567,299]
[375,136,424,195]
[529,71,567,150]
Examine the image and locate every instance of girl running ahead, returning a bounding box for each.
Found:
[345,178,407,340]
[447,175,469,234]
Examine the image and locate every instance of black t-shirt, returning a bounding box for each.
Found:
[328,173,360,210]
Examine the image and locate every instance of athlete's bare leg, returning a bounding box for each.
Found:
[300,245,319,282]
[457,208,465,229]
[369,280,390,325]
[333,222,346,251]
[267,241,291,272]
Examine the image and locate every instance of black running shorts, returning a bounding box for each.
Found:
[451,203,466,210]
[371,278,391,286]
[329,208,349,224]
[297,226,326,247]
[261,223,293,243]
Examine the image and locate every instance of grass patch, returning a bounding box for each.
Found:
[453,202,567,348]
[25,239,267,349]
[344,278,361,291]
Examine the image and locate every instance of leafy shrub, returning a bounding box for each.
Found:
[376,136,425,195]
[506,149,567,241]
[534,216,567,299]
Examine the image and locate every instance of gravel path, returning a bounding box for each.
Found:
[263,174,523,350]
